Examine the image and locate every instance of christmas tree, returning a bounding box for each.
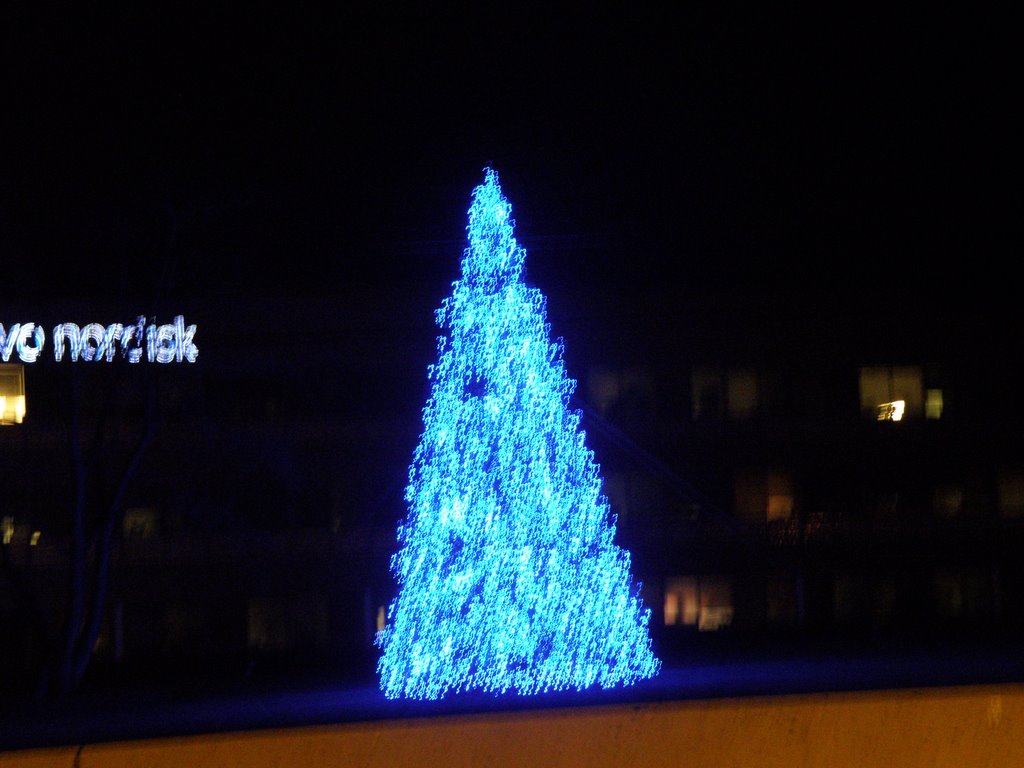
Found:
[376,168,660,699]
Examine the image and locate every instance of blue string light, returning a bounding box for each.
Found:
[376,168,660,699]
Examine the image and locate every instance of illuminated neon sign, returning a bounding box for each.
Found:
[0,316,198,364]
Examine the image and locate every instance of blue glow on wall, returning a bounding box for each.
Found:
[376,168,660,699]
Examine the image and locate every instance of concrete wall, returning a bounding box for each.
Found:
[3,683,1024,767]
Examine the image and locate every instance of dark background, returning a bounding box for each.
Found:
[2,9,1015,318]
[0,7,1021,747]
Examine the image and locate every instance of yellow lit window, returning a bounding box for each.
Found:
[876,400,905,421]
[0,364,26,425]
[859,365,922,420]
[664,575,733,631]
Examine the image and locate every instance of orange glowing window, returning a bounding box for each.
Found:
[664,576,733,631]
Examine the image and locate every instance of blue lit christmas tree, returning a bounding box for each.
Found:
[376,168,660,699]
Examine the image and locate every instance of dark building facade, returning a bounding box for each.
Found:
[2,273,1021,696]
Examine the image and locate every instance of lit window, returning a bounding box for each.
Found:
[2,516,13,545]
[734,469,795,524]
[925,388,943,419]
[876,400,905,421]
[859,365,922,420]
[663,575,733,631]
[0,364,26,425]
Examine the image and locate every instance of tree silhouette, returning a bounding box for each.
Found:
[376,168,660,699]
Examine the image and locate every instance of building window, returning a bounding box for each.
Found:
[586,366,653,417]
[663,575,733,631]
[998,468,1024,518]
[691,366,759,420]
[0,363,26,425]
[247,597,329,652]
[925,388,944,420]
[766,573,799,625]
[123,507,160,539]
[734,469,795,525]
[767,474,796,523]
[859,365,923,420]
[727,369,758,419]
[933,567,987,622]
[833,572,897,626]
[603,471,663,524]
[933,485,965,519]
[691,367,722,419]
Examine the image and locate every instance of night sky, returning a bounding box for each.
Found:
[1,10,1016,344]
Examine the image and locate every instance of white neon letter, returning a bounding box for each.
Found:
[16,324,45,363]
[102,324,124,362]
[154,323,176,364]
[53,323,82,362]
[0,324,19,362]
[175,316,198,363]
[121,317,145,363]
[78,323,106,362]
